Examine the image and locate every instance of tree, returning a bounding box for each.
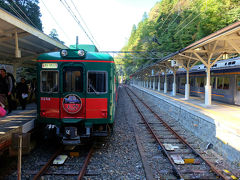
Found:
[49,29,64,44]
[0,0,42,31]
[121,0,240,77]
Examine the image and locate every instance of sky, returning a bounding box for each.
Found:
[39,0,159,51]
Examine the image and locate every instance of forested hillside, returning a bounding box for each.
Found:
[119,0,240,76]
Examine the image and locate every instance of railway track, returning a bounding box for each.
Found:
[32,144,94,180]
[125,86,229,179]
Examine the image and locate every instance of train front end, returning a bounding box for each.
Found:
[36,46,117,144]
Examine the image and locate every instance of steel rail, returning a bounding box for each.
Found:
[77,145,94,180]
[125,87,184,179]
[127,86,227,180]
[33,146,63,180]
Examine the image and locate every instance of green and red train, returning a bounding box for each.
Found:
[36,45,118,144]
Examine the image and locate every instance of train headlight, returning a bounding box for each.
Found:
[60,49,68,57]
[78,49,85,57]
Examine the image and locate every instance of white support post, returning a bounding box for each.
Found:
[153,77,155,90]
[149,78,151,89]
[158,74,160,91]
[15,31,21,58]
[147,80,148,88]
[185,68,190,100]
[164,72,167,94]
[172,71,176,96]
[205,66,212,105]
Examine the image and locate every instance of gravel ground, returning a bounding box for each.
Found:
[130,85,240,178]
[85,85,146,179]
[1,85,239,179]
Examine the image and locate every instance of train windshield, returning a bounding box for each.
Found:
[41,71,59,93]
[88,71,107,94]
[63,67,83,92]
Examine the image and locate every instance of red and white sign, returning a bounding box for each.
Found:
[62,94,82,114]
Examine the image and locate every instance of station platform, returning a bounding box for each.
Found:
[132,84,240,164]
[0,103,36,153]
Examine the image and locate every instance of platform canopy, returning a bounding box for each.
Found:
[0,7,68,66]
[132,21,240,105]
[134,21,240,75]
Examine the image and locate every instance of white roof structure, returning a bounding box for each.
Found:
[0,7,68,66]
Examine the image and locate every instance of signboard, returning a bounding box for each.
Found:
[42,63,58,69]
[62,94,82,114]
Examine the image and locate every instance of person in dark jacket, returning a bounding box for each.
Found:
[0,69,14,114]
[0,69,9,110]
[16,78,28,110]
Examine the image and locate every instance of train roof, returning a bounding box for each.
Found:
[37,44,113,61]
[69,44,99,52]
[37,49,114,61]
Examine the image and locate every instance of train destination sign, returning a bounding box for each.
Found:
[42,63,58,69]
[62,94,82,114]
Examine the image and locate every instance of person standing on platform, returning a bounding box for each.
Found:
[16,77,28,110]
[0,68,11,113]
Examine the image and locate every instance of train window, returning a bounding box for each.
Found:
[63,67,83,92]
[211,77,217,89]
[190,77,194,87]
[237,76,240,91]
[41,71,58,93]
[87,71,107,94]
[196,77,205,87]
[180,77,186,86]
[217,77,230,90]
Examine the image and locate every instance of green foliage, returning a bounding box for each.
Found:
[49,28,65,44]
[121,0,240,77]
[0,0,42,31]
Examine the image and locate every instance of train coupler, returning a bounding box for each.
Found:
[62,127,81,145]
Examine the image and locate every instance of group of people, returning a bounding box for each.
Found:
[0,68,29,116]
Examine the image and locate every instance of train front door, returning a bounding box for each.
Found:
[60,63,86,119]
[235,76,240,105]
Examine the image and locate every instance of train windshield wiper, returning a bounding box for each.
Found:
[89,83,99,95]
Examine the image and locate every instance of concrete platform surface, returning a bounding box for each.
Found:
[0,103,36,152]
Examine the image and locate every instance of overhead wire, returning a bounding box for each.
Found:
[11,0,38,29]
[40,0,71,42]
[158,1,180,32]
[174,0,208,36]
[70,0,100,48]
[7,2,26,22]
[60,0,97,48]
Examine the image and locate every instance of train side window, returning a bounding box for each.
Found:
[217,77,230,90]
[196,77,204,87]
[87,71,107,94]
[41,71,59,93]
[211,77,217,89]
[180,77,186,86]
[237,76,240,91]
[190,77,194,87]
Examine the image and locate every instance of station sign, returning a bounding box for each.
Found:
[42,63,58,69]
